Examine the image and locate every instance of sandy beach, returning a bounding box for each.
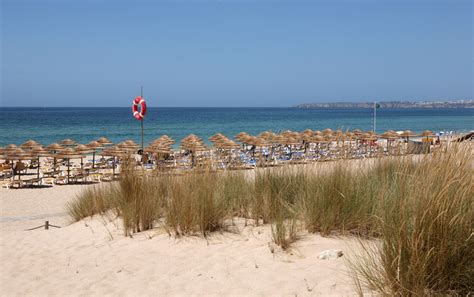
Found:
[0,181,364,296]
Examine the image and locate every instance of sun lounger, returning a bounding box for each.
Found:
[89,173,101,183]
[10,180,26,189]
[42,178,54,187]
[0,179,12,189]
[100,173,113,182]
[25,178,42,187]
[54,176,68,185]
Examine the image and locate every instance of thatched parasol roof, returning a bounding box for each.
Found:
[60,139,76,146]
[400,130,417,137]
[258,131,277,141]
[280,137,300,146]
[117,140,139,152]
[103,145,128,157]
[380,131,399,139]
[4,144,18,153]
[47,143,64,151]
[5,148,33,160]
[419,130,435,137]
[75,144,94,154]
[151,135,175,146]
[322,128,333,136]
[234,132,250,142]
[55,147,85,159]
[87,141,104,149]
[180,134,207,151]
[311,135,326,143]
[30,145,51,157]
[97,137,113,145]
[20,140,40,149]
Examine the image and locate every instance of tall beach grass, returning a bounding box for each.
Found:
[68,144,473,295]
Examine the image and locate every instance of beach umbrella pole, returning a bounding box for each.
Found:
[37,156,40,179]
[67,158,70,184]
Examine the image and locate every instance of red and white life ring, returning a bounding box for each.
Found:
[132,96,147,120]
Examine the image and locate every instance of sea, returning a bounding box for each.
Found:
[0,107,472,147]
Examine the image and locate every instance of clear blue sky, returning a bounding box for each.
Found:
[1,0,472,107]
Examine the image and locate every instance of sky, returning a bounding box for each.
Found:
[1,0,473,107]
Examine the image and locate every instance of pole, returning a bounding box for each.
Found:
[140,86,144,163]
[37,156,40,179]
[373,101,377,133]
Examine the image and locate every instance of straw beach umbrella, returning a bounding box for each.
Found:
[47,143,64,152]
[180,134,207,167]
[151,135,175,147]
[60,139,76,147]
[46,143,64,175]
[181,134,207,152]
[86,141,104,168]
[102,145,128,176]
[118,140,140,155]
[97,137,113,146]
[235,132,249,141]
[301,129,314,146]
[419,130,435,144]
[313,130,322,136]
[55,148,85,183]
[75,144,94,169]
[380,131,399,154]
[117,141,139,163]
[20,140,40,150]
[4,144,18,154]
[209,133,226,143]
[400,130,417,140]
[145,135,175,165]
[31,145,51,179]
[322,128,333,136]
[5,148,32,180]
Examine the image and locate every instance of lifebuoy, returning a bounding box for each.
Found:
[132,96,147,120]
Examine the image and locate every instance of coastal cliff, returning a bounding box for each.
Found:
[295,100,474,109]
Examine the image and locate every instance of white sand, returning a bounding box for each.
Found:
[0,180,365,296]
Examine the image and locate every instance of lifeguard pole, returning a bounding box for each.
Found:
[140,86,144,162]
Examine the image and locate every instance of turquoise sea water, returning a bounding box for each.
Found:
[0,107,472,146]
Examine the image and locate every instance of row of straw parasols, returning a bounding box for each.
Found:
[0,137,117,183]
[234,129,435,146]
[1,129,437,176]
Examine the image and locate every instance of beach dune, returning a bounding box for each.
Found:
[0,185,359,296]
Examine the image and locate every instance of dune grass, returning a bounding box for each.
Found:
[348,145,473,295]
[68,144,473,295]
[66,183,116,222]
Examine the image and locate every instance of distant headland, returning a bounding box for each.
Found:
[295,100,474,109]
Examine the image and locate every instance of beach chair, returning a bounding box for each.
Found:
[73,174,87,184]
[100,173,113,182]
[10,180,25,189]
[0,178,12,189]
[54,176,68,185]
[26,178,42,187]
[89,173,101,183]
[41,178,55,187]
